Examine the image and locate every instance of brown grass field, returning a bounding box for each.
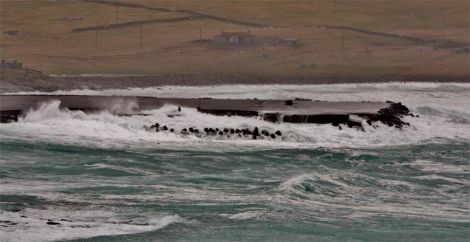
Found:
[0,0,469,78]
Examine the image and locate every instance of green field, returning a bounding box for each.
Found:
[0,0,468,78]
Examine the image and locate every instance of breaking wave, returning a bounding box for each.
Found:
[1,82,470,150]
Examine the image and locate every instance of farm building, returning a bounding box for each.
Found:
[1,59,23,70]
[263,37,299,48]
[214,31,255,45]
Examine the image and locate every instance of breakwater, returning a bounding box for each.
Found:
[0,95,411,129]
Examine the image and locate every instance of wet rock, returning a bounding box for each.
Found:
[47,221,61,225]
[373,102,410,128]
[253,127,260,139]
[285,100,294,106]
[170,128,174,132]
[275,130,282,136]
[270,134,276,139]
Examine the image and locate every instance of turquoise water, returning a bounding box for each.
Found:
[1,139,469,241]
[1,83,470,241]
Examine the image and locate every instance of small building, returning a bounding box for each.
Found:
[282,38,299,48]
[214,31,255,45]
[263,37,282,46]
[1,59,23,70]
[263,37,299,48]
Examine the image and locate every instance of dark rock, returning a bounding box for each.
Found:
[270,134,276,139]
[253,127,260,136]
[252,127,260,139]
[285,100,294,106]
[47,221,61,225]
[373,102,411,128]
[170,128,174,132]
[275,130,282,136]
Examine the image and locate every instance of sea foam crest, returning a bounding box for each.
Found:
[1,83,469,149]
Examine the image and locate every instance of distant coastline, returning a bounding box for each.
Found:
[1,72,469,93]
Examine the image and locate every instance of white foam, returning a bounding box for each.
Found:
[0,209,182,242]
[226,210,264,220]
[276,171,470,222]
[1,83,469,150]
[410,159,469,173]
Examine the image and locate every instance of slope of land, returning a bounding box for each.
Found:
[0,0,468,85]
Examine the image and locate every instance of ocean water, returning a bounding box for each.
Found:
[1,83,469,241]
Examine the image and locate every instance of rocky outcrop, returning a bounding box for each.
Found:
[371,102,411,128]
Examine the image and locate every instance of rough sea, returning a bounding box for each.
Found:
[1,83,469,241]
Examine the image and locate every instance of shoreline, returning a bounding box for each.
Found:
[1,73,469,93]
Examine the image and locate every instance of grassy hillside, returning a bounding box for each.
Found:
[0,0,468,78]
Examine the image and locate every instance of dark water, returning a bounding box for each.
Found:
[1,139,469,241]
